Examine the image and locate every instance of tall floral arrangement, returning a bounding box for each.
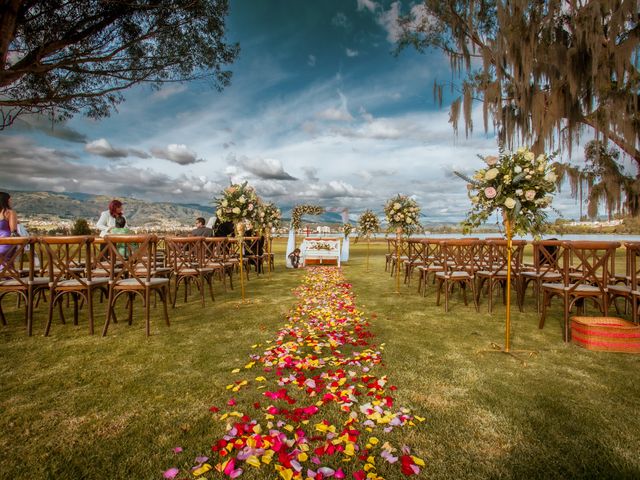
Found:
[256,202,281,231]
[357,210,380,238]
[384,195,422,235]
[214,182,260,224]
[342,223,353,238]
[291,204,325,231]
[456,147,557,236]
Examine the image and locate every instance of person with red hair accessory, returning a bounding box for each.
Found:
[96,199,125,237]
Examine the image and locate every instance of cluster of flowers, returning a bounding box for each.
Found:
[342,223,353,238]
[357,210,380,238]
[291,205,325,231]
[215,182,261,225]
[383,195,422,235]
[163,268,426,479]
[307,241,335,251]
[257,202,282,231]
[458,147,557,236]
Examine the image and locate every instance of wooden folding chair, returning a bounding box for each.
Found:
[435,239,479,312]
[0,237,48,335]
[520,240,565,312]
[40,236,109,336]
[165,236,215,307]
[102,235,170,336]
[203,237,233,290]
[540,241,619,341]
[607,242,640,321]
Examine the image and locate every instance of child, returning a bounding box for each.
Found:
[110,215,132,258]
[288,248,301,268]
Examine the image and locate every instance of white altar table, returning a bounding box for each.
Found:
[300,237,341,267]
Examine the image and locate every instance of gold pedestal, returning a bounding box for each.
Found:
[235,223,247,303]
[395,227,402,294]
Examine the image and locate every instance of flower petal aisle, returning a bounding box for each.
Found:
[165,267,425,479]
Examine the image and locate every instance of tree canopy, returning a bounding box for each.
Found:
[399,0,639,166]
[0,0,239,128]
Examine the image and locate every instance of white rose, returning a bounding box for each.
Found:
[514,166,522,173]
[394,214,401,221]
[517,147,525,154]
[484,168,499,180]
[232,207,241,214]
[525,174,532,180]
[484,155,498,166]
[536,154,546,163]
[407,218,413,224]
[538,164,545,172]
[393,202,401,210]
[504,197,516,209]
[545,172,557,183]
[471,196,480,204]
[516,189,523,196]
[238,195,246,204]
[524,151,535,161]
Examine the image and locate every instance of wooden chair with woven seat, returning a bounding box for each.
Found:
[607,242,640,320]
[165,236,215,307]
[40,236,109,336]
[102,234,170,336]
[403,239,425,286]
[416,238,445,296]
[475,239,526,314]
[202,237,233,291]
[389,237,410,278]
[242,235,264,276]
[0,237,48,335]
[519,240,566,312]
[539,241,620,341]
[435,239,480,312]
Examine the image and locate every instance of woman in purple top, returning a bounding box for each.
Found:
[0,191,19,259]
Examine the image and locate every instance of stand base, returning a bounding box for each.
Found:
[234,299,254,308]
[478,343,538,366]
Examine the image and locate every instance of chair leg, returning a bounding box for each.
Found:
[444,280,450,312]
[436,279,442,306]
[563,296,570,342]
[145,287,151,337]
[87,289,94,335]
[207,276,215,301]
[161,287,170,327]
[44,290,56,336]
[0,296,7,326]
[102,287,114,336]
[539,290,548,329]
[27,288,33,336]
[73,294,79,326]
[127,292,134,325]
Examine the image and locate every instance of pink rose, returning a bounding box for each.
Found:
[525,190,536,201]
[484,187,497,199]
[485,155,499,166]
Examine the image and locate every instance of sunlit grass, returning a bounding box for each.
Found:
[1,239,639,479]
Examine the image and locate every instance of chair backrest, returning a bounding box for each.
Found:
[38,235,93,286]
[566,241,620,290]
[202,237,227,264]
[439,239,480,273]
[242,236,262,257]
[485,239,527,274]
[530,240,566,275]
[0,237,35,285]
[625,242,640,292]
[407,239,425,264]
[104,234,156,285]
[165,236,204,273]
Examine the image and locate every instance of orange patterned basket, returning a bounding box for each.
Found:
[571,317,640,353]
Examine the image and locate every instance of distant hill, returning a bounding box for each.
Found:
[12,191,216,227]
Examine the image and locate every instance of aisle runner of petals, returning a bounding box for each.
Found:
[164,267,425,479]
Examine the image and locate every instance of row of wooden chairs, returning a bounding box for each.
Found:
[0,234,273,336]
[389,238,637,341]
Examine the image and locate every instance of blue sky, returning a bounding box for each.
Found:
[0,0,602,222]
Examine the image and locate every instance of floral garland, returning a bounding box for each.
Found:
[342,223,353,238]
[162,267,425,479]
[455,146,557,237]
[256,202,282,231]
[291,204,325,231]
[357,210,380,238]
[307,241,334,251]
[383,195,422,235]
[215,182,260,225]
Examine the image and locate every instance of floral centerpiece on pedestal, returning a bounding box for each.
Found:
[256,202,281,232]
[291,204,325,231]
[342,223,353,238]
[384,194,422,235]
[357,210,380,238]
[456,146,557,237]
[214,182,260,226]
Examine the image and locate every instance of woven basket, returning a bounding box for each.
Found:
[571,317,640,354]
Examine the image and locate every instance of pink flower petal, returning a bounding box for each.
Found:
[163,468,179,479]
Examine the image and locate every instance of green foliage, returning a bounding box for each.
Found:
[384,194,422,235]
[0,0,239,127]
[357,210,380,238]
[342,223,353,238]
[290,204,325,231]
[214,182,260,225]
[255,202,281,231]
[399,0,640,164]
[71,218,92,235]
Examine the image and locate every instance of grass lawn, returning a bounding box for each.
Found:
[1,239,639,479]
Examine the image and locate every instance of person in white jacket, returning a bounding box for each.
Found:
[96,199,125,237]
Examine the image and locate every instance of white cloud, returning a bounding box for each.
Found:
[150,144,202,165]
[357,0,378,13]
[316,90,354,122]
[307,54,316,67]
[346,48,359,57]
[377,1,402,43]
[305,180,372,199]
[152,84,187,100]
[230,155,297,180]
[85,138,150,159]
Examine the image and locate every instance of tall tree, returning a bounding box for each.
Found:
[0,0,239,128]
[399,0,639,166]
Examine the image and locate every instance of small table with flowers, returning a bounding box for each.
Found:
[300,237,341,267]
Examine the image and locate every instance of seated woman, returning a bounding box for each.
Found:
[288,248,301,269]
[0,192,19,267]
[96,199,125,237]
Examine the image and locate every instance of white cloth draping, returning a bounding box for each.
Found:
[341,235,350,262]
[285,228,296,268]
